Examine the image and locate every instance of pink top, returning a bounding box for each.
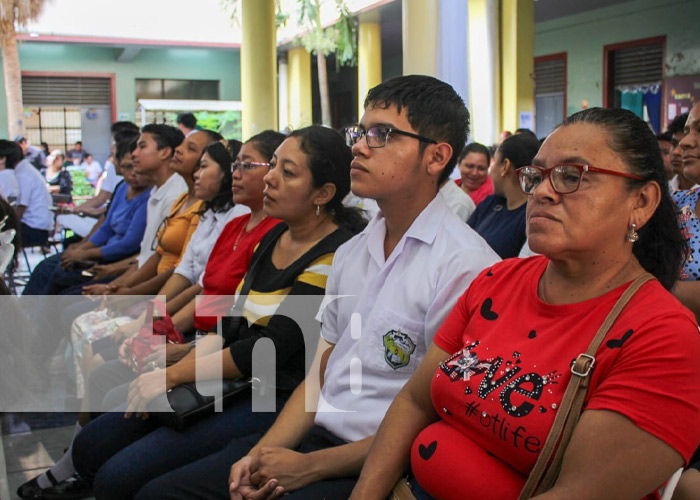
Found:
[455,176,494,207]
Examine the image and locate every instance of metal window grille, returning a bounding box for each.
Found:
[612,42,663,87]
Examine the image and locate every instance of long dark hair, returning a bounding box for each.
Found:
[289,126,367,234]
[561,107,686,290]
[497,133,540,172]
[200,140,235,213]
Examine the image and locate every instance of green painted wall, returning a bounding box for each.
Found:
[535,0,700,117]
[0,42,240,137]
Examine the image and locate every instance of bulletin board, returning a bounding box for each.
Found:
[665,75,700,127]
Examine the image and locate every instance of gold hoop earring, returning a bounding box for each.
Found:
[626,223,639,243]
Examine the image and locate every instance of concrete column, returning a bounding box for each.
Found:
[287,47,313,130]
[500,0,535,134]
[468,0,501,145]
[358,21,382,117]
[278,56,289,131]
[241,0,277,139]
[401,0,438,76]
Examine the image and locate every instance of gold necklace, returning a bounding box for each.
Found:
[233,216,266,252]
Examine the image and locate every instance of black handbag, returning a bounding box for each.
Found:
[150,378,252,431]
[150,229,278,431]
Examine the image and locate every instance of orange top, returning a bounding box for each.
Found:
[155,193,204,273]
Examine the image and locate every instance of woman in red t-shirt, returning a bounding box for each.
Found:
[351,108,700,500]
[121,130,287,362]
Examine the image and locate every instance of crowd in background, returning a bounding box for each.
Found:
[1,78,699,500]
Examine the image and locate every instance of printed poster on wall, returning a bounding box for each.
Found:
[665,75,700,125]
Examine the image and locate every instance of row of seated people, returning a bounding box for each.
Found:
[9,75,700,500]
[0,135,125,253]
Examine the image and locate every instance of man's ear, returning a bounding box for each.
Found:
[158,147,173,163]
[426,142,453,178]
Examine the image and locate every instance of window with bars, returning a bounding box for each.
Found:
[21,75,113,152]
[24,107,81,153]
[135,79,219,101]
[604,38,664,132]
[534,54,566,138]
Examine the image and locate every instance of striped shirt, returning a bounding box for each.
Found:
[221,223,354,394]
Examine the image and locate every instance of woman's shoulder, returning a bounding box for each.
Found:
[627,278,698,326]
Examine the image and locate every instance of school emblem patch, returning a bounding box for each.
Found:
[383,330,416,369]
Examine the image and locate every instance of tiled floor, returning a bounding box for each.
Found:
[1,248,96,500]
[2,424,74,500]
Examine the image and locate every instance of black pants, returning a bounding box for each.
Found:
[135,425,359,500]
[20,222,49,247]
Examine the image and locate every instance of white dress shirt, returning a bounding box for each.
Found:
[14,159,52,230]
[440,179,476,221]
[0,169,19,200]
[100,161,122,195]
[174,204,249,284]
[137,173,187,266]
[314,194,500,442]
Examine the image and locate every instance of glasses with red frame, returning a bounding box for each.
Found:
[516,164,644,195]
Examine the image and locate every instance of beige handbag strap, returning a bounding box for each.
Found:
[518,272,655,499]
[389,476,416,500]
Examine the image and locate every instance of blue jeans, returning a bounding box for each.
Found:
[72,395,286,500]
[135,425,360,500]
[22,253,93,295]
[22,253,61,295]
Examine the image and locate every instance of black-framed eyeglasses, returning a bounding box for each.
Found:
[516,164,645,195]
[231,161,271,173]
[150,216,170,252]
[344,125,437,149]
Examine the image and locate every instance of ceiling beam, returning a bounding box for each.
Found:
[117,46,141,62]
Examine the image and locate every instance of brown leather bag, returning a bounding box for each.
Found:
[518,273,654,498]
[388,273,654,500]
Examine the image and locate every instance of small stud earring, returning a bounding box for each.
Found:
[626,223,639,243]
[316,205,320,217]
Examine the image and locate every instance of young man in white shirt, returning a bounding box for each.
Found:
[131,124,188,267]
[134,75,499,500]
[0,140,52,247]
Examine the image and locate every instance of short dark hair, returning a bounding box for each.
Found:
[667,112,689,136]
[0,140,24,169]
[656,132,673,143]
[364,75,470,184]
[115,132,139,162]
[514,128,538,140]
[75,141,82,146]
[458,142,491,165]
[497,134,540,171]
[289,126,366,234]
[111,121,140,136]
[140,124,184,156]
[196,129,224,144]
[246,130,287,162]
[562,107,686,290]
[177,113,197,130]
